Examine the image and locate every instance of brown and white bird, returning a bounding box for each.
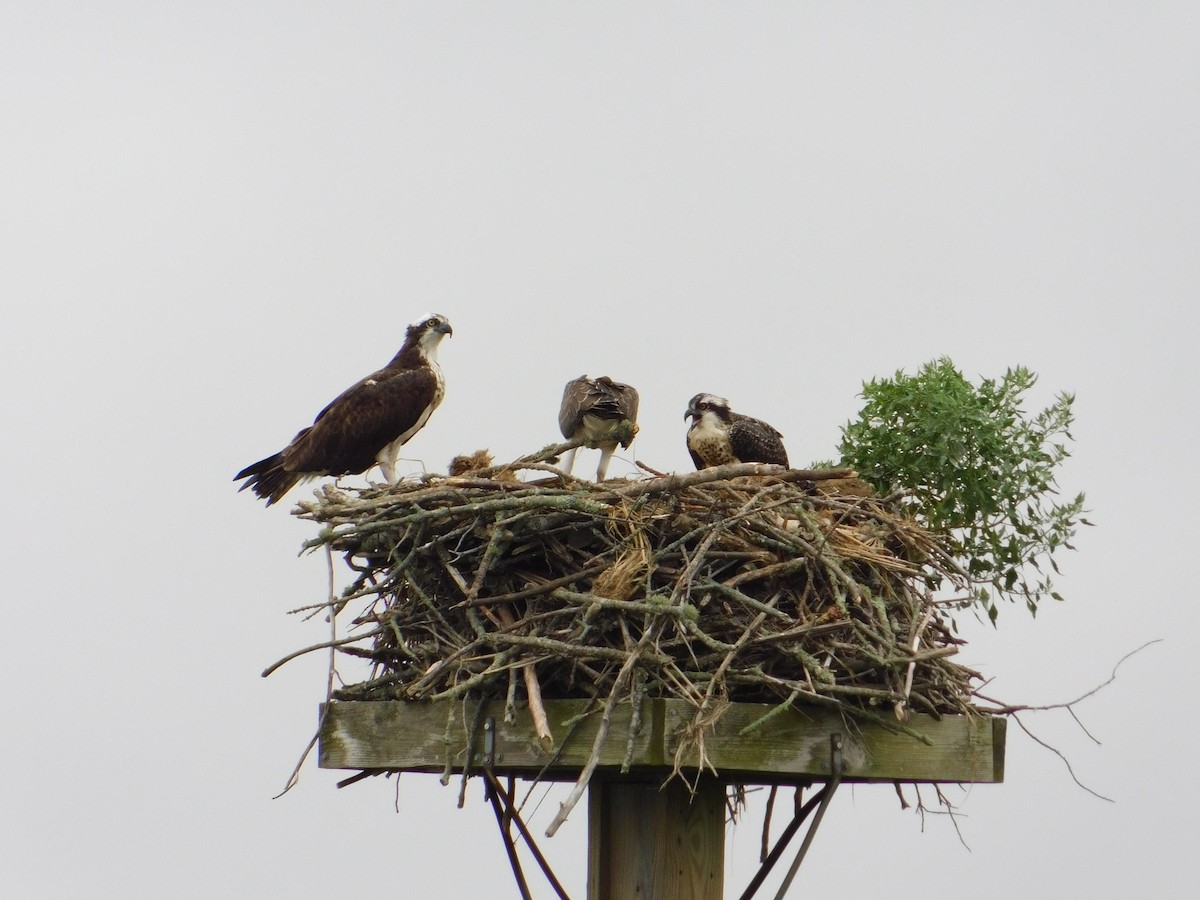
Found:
[234,313,452,505]
[558,375,640,480]
[685,393,789,470]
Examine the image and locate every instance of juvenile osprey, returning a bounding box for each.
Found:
[234,313,452,506]
[558,375,640,480]
[685,393,789,470]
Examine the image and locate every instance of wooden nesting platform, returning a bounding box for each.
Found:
[295,461,1014,899]
[318,698,1005,785]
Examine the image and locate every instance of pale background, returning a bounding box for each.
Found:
[3,3,1196,897]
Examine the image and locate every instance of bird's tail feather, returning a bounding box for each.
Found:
[234,454,301,507]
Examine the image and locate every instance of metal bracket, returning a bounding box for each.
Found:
[482,715,496,768]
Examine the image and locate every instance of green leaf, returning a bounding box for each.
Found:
[838,357,1088,624]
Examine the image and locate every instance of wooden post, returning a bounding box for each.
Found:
[587,776,724,900]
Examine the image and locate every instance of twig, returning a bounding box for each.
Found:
[272,543,339,797]
[545,617,667,837]
[974,640,1160,715]
[896,599,936,721]
[1009,712,1114,803]
[260,626,385,678]
[457,562,612,607]
[522,661,553,751]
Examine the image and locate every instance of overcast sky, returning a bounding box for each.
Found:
[3,2,1197,897]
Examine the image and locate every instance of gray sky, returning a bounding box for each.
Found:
[3,2,1197,897]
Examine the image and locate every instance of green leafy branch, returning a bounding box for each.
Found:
[838,358,1088,623]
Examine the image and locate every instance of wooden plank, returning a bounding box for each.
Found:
[318,698,658,775]
[991,716,1007,782]
[587,777,724,900]
[669,700,1004,783]
[319,699,1005,784]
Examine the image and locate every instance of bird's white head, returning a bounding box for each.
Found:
[409,313,453,361]
[685,393,732,425]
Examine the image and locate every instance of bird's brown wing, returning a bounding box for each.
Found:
[558,376,593,439]
[283,366,440,475]
[729,415,789,467]
[559,377,640,441]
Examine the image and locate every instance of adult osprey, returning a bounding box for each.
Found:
[685,393,789,470]
[558,375,640,480]
[234,313,452,506]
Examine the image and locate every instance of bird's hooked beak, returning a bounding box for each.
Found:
[438,321,453,337]
[684,402,699,421]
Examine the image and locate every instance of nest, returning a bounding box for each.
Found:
[295,450,984,758]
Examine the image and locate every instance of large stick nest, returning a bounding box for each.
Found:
[295,451,983,734]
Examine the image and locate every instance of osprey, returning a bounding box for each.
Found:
[234,313,452,505]
[558,375,640,480]
[685,393,789,470]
